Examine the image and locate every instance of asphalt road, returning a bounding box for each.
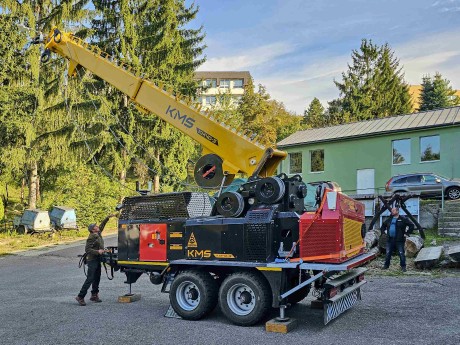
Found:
[1,238,459,345]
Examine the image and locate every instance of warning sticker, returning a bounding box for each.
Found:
[187,232,198,248]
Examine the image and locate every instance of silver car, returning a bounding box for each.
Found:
[385,173,460,200]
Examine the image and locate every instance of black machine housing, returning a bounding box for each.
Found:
[117,174,308,264]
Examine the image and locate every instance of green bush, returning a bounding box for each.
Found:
[41,164,129,227]
[0,198,4,221]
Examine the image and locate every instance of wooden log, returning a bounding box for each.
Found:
[364,229,381,250]
[404,235,424,258]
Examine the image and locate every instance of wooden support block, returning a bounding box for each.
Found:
[118,293,141,303]
[310,299,324,309]
[414,246,443,269]
[265,318,298,333]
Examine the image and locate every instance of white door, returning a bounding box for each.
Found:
[357,169,375,195]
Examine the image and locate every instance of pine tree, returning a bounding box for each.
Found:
[132,0,206,192]
[419,72,460,111]
[334,39,411,122]
[303,98,325,128]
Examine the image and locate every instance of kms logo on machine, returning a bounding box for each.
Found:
[165,105,195,129]
[187,232,211,258]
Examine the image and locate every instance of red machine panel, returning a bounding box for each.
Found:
[298,192,365,263]
[139,223,168,261]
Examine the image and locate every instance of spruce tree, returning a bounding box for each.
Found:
[303,98,325,128]
[419,72,460,111]
[334,39,411,122]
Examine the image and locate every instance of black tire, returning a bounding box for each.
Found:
[218,271,272,326]
[169,270,218,320]
[17,225,26,235]
[216,191,245,217]
[446,187,460,200]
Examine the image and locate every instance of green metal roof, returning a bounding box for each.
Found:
[277,106,460,148]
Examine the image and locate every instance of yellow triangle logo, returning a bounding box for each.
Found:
[188,232,198,248]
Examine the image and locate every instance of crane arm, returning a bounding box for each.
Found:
[41,28,286,187]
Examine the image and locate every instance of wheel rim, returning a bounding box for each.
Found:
[449,188,460,199]
[227,283,256,316]
[176,281,200,311]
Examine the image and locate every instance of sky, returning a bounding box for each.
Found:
[191,0,460,114]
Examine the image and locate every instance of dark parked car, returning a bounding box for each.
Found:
[385,173,460,200]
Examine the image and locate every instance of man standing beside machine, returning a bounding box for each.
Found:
[75,214,117,306]
[381,207,415,272]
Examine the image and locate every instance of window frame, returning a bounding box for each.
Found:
[203,79,217,88]
[310,149,324,173]
[288,152,303,174]
[205,96,216,105]
[392,138,411,165]
[420,135,440,163]
[233,79,244,88]
[219,79,230,89]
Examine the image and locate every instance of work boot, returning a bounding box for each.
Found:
[90,293,102,303]
[401,267,407,272]
[75,296,86,306]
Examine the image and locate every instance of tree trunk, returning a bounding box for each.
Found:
[28,161,38,209]
[153,150,160,193]
[364,229,381,250]
[21,177,26,205]
[36,175,40,205]
[405,235,424,258]
[120,148,127,184]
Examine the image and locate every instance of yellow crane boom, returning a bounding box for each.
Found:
[41,28,286,187]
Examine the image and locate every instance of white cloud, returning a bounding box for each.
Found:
[260,30,460,114]
[197,42,295,71]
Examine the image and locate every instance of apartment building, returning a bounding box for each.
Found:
[194,71,252,109]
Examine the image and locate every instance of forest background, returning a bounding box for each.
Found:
[0,0,458,228]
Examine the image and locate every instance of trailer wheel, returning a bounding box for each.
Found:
[219,272,272,326]
[17,226,26,235]
[170,270,218,320]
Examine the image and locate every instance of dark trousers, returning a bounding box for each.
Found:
[384,239,406,268]
[78,259,101,298]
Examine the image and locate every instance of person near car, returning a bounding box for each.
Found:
[75,214,116,306]
[381,207,414,272]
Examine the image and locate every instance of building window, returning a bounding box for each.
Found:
[219,79,230,89]
[203,79,216,88]
[233,95,243,104]
[310,149,324,172]
[392,139,411,165]
[233,79,244,88]
[420,135,440,162]
[289,152,302,174]
[205,96,216,105]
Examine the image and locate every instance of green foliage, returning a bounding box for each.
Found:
[236,79,301,146]
[303,98,326,128]
[334,39,412,122]
[419,72,460,111]
[40,164,127,226]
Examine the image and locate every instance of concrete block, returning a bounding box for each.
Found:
[415,246,443,269]
[265,318,298,333]
[118,293,141,303]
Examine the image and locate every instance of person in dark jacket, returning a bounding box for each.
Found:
[381,207,414,272]
[75,214,116,306]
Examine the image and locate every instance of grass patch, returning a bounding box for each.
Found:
[423,228,459,246]
[0,227,117,255]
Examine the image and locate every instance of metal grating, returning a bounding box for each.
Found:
[120,192,212,220]
[300,221,341,258]
[245,208,276,223]
[244,223,268,261]
[324,288,361,325]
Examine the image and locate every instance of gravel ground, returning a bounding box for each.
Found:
[1,239,459,345]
